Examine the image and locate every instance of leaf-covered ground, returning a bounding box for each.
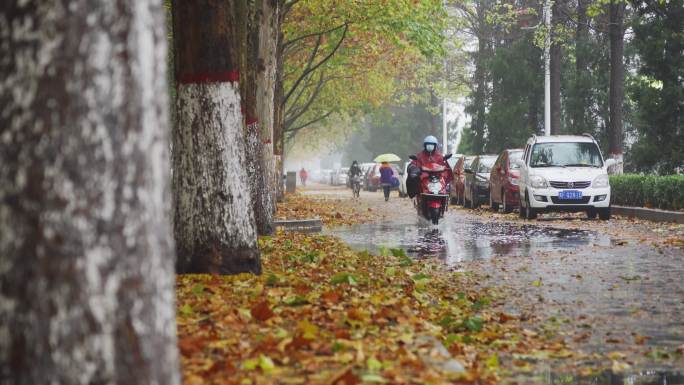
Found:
[176,230,580,385]
[178,189,684,384]
[275,191,380,226]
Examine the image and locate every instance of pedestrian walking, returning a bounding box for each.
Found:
[299,167,308,186]
[379,162,394,202]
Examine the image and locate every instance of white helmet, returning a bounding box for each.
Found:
[423,135,438,153]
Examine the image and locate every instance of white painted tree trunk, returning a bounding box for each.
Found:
[256,0,280,227]
[173,82,261,273]
[0,1,180,384]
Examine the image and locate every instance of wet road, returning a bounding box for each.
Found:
[314,186,684,379]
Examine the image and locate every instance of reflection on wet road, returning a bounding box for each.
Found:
[325,212,612,267]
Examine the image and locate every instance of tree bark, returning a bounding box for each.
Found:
[608,0,625,174]
[0,1,180,384]
[172,1,261,274]
[256,0,281,220]
[273,2,287,202]
[239,1,276,235]
[550,0,563,134]
[572,0,590,133]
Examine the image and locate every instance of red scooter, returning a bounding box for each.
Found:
[409,155,452,225]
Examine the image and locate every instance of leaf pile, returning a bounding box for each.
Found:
[177,231,578,385]
[276,193,380,226]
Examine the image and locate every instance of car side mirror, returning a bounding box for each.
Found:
[409,155,418,161]
[604,158,617,168]
[443,153,452,160]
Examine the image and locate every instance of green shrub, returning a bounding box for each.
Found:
[610,174,684,210]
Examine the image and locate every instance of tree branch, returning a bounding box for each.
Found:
[283,22,349,105]
[284,110,334,134]
[284,71,328,127]
[284,22,348,48]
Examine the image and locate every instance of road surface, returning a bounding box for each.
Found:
[303,184,684,383]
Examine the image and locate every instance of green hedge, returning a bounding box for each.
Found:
[610,174,684,211]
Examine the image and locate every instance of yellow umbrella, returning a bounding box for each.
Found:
[373,153,401,163]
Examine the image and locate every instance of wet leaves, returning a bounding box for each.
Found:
[276,193,378,226]
[175,228,581,384]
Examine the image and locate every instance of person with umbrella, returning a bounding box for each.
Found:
[374,153,401,202]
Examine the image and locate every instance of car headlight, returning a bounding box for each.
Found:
[529,175,548,188]
[593,174,610,188]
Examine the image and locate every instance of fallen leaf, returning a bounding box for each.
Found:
[250,301,275,322]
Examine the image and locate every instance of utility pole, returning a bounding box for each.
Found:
[544,0,551,136]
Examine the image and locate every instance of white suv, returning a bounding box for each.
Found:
[515,134,616,220]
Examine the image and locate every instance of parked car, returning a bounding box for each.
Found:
[399,161,411,198]
[319,169,333,184]
[359,162,375,190]
[516,134,616,220]
[365,163,401,192]
[451,155,475,205]
[335,167,349,186]
[488,149,524,213]
[463,155,497,208]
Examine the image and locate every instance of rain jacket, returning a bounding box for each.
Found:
[411,150,452,184]
[379,164,394,184]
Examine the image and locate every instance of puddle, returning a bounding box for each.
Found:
[325,212,612,266]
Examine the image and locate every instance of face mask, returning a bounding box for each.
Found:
[425,144,435,152]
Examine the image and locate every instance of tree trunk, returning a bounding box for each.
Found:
[256,0,281,220]
[0,1,180,384]
[273,4,287,202]
[239,1,277,235]
[172,1,261,274]
[572,0,590,134]
[608,0,625,174]
[550,0,563,134]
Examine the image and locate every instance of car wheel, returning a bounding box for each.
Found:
[489,190,499,212]
[503,190,513,214]
[599,208,611,220]
[587,209,598,219]
[525,193,537,220]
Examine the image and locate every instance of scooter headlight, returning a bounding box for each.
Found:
[428,182,442,194]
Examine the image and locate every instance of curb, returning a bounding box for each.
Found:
[273,218,323,232]
[612,205,684,224]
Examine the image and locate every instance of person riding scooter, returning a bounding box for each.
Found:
[407,135,452,197]
[407,135,453,224]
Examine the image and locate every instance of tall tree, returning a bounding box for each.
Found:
[172,1,261,274]
[550,0,564,134]
[629,0,683,173]
[0,1,180,383]
[568,0,592,134]
[239,0,279,235]
[607,0,626,173]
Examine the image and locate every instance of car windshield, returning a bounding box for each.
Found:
[509,151,523,169]
[477,157,496,173]
[464,157,475,169]
[530,142,603,168]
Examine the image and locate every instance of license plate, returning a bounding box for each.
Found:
[559,190,583,200]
